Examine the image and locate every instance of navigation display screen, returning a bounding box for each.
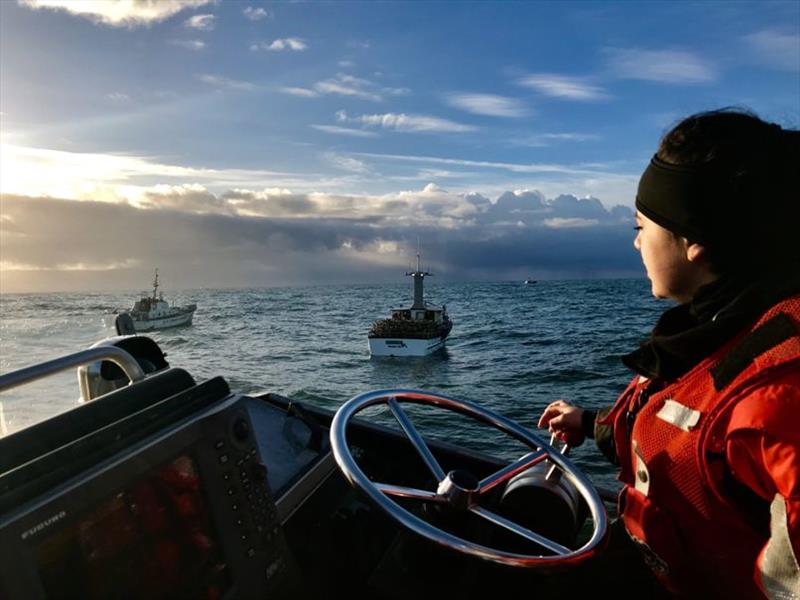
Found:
[34,454,230,599]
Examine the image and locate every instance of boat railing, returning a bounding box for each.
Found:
[0,346,146,397]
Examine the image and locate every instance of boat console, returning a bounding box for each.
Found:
[0,336,607,599]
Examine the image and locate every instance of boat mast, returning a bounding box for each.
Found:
[406,251,431,309]
[152,268,159,302]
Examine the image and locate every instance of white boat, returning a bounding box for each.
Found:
[368,253,452,357]
[123,269,196,331]
[524,278,537,285]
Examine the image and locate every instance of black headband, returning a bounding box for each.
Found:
[635,155,734,245]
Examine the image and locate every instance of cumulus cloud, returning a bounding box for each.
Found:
[251,38,307,52]
[744,29,800,72]
[18,0,214,27]
[184,13,215,31]
[445,93,529,117]
[0,184,632,228]
[243,6,270,21]
[517,74,609,101]
[0,191,639,292]
[605,48,716,84]
[137,183,224,213]
[336,110,476,133]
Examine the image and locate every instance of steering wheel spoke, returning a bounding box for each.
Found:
[387,396,446,483]
[469,506,571,555]
[478,449,548,495]
[376,483,445,503]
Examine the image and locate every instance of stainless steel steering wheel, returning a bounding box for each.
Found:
[330,388,607,567]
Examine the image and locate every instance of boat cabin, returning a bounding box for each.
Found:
[390,307,446,323]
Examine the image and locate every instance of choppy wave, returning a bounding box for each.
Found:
[0,279,662,489]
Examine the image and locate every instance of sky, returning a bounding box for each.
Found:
[0,0,798,293]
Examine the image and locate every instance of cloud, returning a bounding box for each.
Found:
[171,39,206,50]
[543,218,599,229]
[302,74,408,102]
[0,142,640,223]
[243,6,270,21]
[0,144,208,200]
[18,0,214,27]
[311,125,378,138]
[605,48,716,84]
[279,86,319,98]
[337,111,476,133]
[251,38,307,52]
[106,92,131,102]
[511,132,601,147]
[0,191,640,292]
[0,258,141,272]
[743,29,800,72]
[184,13,215,31]
[0,143,344,201]
[445,93,529,117]
[314,74,383,101]
[0,184,632,227]
[517,74,609,101]
[198,74,257,91]
[324,153,370,174]
[137,183,225,213]
[351,151,618,176]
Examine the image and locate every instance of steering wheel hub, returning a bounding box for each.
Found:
[437,469,480,510]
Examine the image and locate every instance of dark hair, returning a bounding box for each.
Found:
[656,108,799,276]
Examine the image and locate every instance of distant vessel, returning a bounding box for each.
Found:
[524,278,538,285]
[368,254,452,357]
[123,269,196,332]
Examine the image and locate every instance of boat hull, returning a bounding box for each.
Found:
[130,308,195,331]
[368,335,447,357]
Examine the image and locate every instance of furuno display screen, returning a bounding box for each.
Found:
[32,454,231,599]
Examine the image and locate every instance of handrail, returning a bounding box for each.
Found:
[0,347,145,394]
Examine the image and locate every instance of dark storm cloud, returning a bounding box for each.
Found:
[0,193,640,292]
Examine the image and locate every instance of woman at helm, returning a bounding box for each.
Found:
[539,109,800,598]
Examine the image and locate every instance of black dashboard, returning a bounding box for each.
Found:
[0,367,337,599]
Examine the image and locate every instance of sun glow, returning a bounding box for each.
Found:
[0,144,206,202]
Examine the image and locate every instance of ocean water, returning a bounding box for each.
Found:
[0,279,665,491]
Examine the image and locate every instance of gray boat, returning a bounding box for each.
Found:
[122,269,196,331]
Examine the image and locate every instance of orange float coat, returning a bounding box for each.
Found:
[601,296,800,598]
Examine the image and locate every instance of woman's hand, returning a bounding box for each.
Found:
[538,399,586,447]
